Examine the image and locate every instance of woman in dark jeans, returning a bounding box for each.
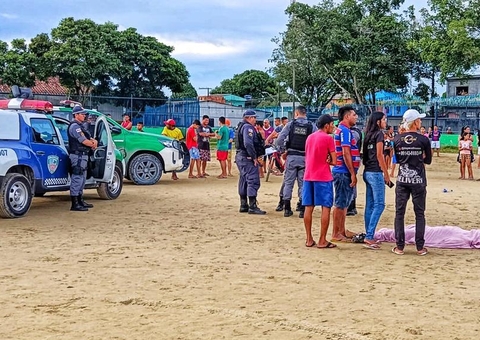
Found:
[362,112,390,249]
[392,109,432,256]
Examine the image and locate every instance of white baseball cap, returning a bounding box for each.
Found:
[403,109,426,123]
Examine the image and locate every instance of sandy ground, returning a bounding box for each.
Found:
[1,153,480,340]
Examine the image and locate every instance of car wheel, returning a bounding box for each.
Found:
[0,173,33,218]
[97,163,123,200]
[128,153,163,185]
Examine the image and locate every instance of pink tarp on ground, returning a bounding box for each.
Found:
[374,225,480,249]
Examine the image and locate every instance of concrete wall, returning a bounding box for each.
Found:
[447,78,480,97]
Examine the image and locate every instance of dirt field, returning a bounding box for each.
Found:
[1,153,479,340]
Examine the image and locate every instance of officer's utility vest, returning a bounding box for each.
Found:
[235,122,264,157]
[234,122,246,151]
[68,122,90,154]
[286,119,314,156]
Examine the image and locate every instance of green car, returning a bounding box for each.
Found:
[52,107,190,185]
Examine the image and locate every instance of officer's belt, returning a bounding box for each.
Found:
[72,150,89,155]
[287,150,306,156]
[236,150,253,159]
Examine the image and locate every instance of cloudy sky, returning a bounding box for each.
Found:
[0,0,427,95]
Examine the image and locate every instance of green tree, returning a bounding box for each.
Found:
[211,78,237,95]
[42,18,122,98]
[272,0,412,107]
[271,1,340,109]
[23,17,191,106]
[28,33,54,81]
[212,70,277,99]
[0,39,37,87]
[413,82,432,102]
[111,28,189,100]
[171,82,198,99]
[413,0,480,89]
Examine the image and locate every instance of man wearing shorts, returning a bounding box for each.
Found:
[431,125,441,157]
[197,115,215,177]
[303,114,337,248]
[215,116,230,179]
[332,106,361,242]
[186,119,201,178]
[226,119,235,176]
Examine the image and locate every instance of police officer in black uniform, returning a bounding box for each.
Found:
[68,105,98,211]
[235,110,266,215]
[276,106,316,218]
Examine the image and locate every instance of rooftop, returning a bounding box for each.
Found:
[0,77,69,96]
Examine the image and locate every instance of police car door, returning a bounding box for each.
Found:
[29,117,70,188]
[91,115,115,182]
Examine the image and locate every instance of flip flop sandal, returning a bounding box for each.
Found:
[331,238,352,243]
[417,248,428,256]
[316,241,337,249]
[305,241,316,248]
[363,243,381,250]
[392,247,404,255]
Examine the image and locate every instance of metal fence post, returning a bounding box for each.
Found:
[130,95,133,118]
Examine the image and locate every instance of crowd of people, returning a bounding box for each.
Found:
[230,105,432,255]
[117,107,478,256]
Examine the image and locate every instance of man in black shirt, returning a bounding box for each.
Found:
[392,109,432,256]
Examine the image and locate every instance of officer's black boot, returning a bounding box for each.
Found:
[296,199,302,212]
[248,196,266,215]
[298,204,305,219]
[70,196,88,211]
[275,196,284,212]
[78,194,94,208]
[239,196,249,213]
[284,200,294,217]
[346,199,357,216]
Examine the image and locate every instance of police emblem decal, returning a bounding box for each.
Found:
[47,155,60,174]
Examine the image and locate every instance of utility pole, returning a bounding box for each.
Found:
[291,59,298,115]
[199,87,212,96]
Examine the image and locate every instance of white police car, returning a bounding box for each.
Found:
[0,95,125,218]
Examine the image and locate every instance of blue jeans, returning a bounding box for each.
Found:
[363,172,386,240]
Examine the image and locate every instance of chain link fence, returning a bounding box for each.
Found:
[4,92,479,133]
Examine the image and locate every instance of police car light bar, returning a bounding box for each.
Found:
[59,99,82,108]
[0,98,54,112]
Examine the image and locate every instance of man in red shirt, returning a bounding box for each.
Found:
[186,119,201,178]
[302,114,337,248]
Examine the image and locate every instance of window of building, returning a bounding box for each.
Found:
[456,86,469,96]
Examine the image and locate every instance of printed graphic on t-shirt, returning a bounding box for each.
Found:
[397,164,423,184]
[394,132,431,186]
[201,127,210,142]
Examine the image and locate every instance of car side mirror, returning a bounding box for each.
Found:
[111,126,122,135]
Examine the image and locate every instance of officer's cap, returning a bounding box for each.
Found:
[72,105,88,116]
[243,110,257,118]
